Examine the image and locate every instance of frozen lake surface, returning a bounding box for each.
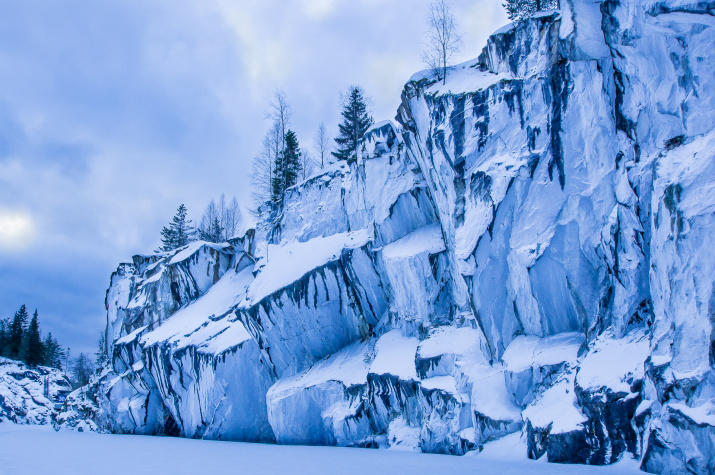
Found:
[0,422,644,475]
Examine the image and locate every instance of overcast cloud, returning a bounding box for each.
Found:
[0,0,507,355]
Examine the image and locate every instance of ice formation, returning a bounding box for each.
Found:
[36,0,715,472]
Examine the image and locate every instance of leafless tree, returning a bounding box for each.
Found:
[268,90,291,153]
[300,147,316,181]
[250,123,282,216]
[313,122,331,170]
[267,90,293,205]
[219,194,242,239]
[198,194,243,241]
[422,0,462,84]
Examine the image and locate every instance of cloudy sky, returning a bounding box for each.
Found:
[0,0,507,356]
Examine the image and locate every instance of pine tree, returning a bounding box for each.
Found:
[95,331,109,368]
[8,305,28,360]
[25,310,44,367]
[197,195,242,242]
[158,204,195,252]
[332,86,373,162]
[272,130,302,203]
[43,333,64,370]
[71,353,94,388]
[198,215,222,243]
[0,318,8,357]
[502,0,557,21]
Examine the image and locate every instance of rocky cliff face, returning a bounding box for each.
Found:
[92,0,715,471]
[0,357,72,425]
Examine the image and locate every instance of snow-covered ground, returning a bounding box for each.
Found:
[0,423,642,475]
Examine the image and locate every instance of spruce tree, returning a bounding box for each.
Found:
[158,204,195,252]
[26,310,44,367]
[0,318,8,357]
[96,331,109,368]
[199,216,223,243]
[8,305,28,360]
[43,333,64,370]
[332,86,373,162]
[71,353,94,388]
[272,130,302,203]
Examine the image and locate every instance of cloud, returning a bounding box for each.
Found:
[0,210,35,251]
[301,0,337,21]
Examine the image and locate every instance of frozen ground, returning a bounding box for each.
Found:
[0,423,642,475]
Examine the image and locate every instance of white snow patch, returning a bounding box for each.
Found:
[492,21,516,36]
[141,266,254,353]
[471,367,522,422]
[420,375,460,396]
[387,417,421,452]
[425,61,511,96]
[417,326,484,359]
[268,340,370,398]
[636,399,654,417]
[559,0,574,38]
[576,331,650,393]
[168,241,229,265]
[245,229,372,305]
[669,400,715,426]
[370,330,419,381]
[523,372,587,434]
[116,325,148,346]
[381,223,445,259]
[365,120,394,134]
[502,332,584,372]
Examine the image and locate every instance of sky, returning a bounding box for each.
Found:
[0,0,508,356]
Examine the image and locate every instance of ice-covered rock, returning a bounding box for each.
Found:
[75,0,715,470]
[503,332,584,407]
[0,357,71,425]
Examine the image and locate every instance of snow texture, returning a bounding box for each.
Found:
[0,422,644,475]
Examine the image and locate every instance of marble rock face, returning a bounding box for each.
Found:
[81,1,715,471]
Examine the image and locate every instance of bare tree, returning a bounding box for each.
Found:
[422,0,462,84]
[268,90,291,159]
[250,121,282,215]
[267,90,293,208]
[198,194,243,241]
[313,122,331,170]
[222,195,242,239]
[300,147,315,181]
[198,199,220,240]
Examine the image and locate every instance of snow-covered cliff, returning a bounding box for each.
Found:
[0,357,72,425]
[91,0,715,472]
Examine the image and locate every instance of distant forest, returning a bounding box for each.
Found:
[0,304,100,388]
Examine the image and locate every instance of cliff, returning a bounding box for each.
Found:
[90,0,715,471]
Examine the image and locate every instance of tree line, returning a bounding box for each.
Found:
[249,85,374,214]
[0,304,105,388]
[155,0,556,250]
[156,194,244,253]
[0,305,64,369]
